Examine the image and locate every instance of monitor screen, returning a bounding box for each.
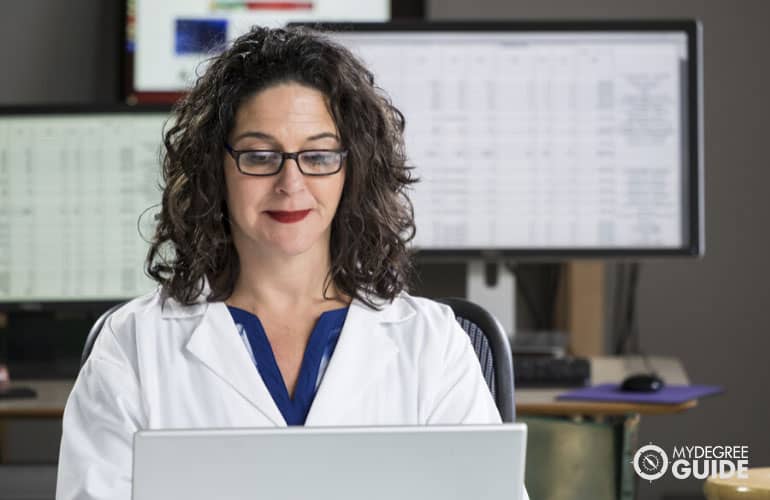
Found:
[0,109,170,305]
[318,22,703,256]
[126,0,391,101]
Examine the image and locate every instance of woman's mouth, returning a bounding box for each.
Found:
[265,210,312,223]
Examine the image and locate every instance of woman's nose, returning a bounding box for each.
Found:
[274,157,306,194]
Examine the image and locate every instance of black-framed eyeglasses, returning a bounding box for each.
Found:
[224,144,347,177]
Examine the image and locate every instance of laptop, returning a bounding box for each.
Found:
[132,424,527,500]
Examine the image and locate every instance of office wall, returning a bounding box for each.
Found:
[428,1,770,499]
[0,0,120,105]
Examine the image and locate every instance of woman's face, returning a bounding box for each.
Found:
[224,82,346,259]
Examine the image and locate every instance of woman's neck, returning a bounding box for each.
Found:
[227,244,348,314]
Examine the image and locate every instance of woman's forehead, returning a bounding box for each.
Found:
[233,83,336,132]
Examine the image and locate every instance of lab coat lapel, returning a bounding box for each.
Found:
[305,295,413,425]
[184,301,286,426]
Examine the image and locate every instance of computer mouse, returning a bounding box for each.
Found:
[619,373,665,392]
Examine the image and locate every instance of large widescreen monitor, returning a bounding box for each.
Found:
[312,21,704,257]
[0,108,169,307]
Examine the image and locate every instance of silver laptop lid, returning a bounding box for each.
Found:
[133,424,527,500]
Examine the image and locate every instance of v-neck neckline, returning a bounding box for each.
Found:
[227,305,348,414]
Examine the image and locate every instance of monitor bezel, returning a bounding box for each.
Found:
[0,104,173,116]
[293,20,705,259]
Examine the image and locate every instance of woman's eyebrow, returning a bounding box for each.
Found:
[305,132,340,142]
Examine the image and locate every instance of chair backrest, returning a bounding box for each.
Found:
[81,302,125,367]
[435,297,515,423]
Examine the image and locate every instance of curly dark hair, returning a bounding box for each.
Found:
[145,25,418,309]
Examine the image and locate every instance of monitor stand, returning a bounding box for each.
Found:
[466,259,516,337]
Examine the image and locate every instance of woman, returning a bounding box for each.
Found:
[56,26,505,499]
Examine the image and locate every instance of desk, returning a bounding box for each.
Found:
[0,380,72,418]
[516,356,701,500]
[0,380,71,497]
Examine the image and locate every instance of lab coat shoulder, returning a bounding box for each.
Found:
[69,286,170,415]
[88,289,159,367]
[56,289,230,500]
[55,291,161,500]
[92,286,206,369]
[378,293,503,425]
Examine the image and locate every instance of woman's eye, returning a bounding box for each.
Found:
[304,153,334,165]
[242,152,278,165]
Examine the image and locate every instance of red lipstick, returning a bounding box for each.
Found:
[265,209,311,223]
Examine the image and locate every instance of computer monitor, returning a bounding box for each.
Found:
[0,107,170,308]
[125,0,391,103]
[307,21,704,257]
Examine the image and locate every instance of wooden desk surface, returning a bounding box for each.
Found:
[0,380,72,418]
[0,356,698,418]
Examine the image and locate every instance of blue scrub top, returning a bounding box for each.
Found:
[227,305,349,426]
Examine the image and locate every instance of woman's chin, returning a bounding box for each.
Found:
[266,237,320,258]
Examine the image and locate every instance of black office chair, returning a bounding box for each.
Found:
[435,297,516,423]
[80,303,125,367]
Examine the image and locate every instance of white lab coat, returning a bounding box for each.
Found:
[56,286,526,500]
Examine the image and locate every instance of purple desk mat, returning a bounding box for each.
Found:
[556,384,723,405]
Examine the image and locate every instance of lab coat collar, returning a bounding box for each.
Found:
[305,295,413,425]
[177,280,415,426]
[185,300,287,426]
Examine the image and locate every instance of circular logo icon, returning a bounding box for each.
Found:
[633,444,669,481]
